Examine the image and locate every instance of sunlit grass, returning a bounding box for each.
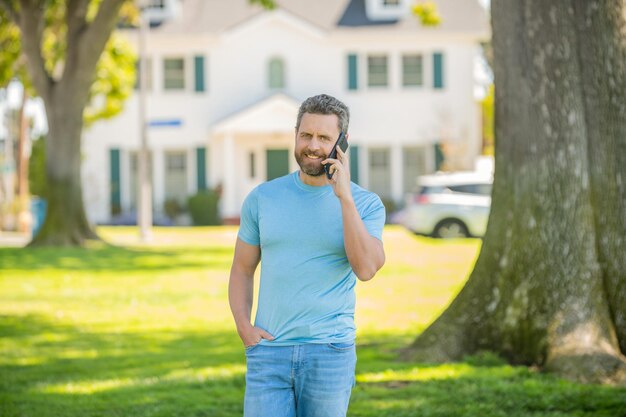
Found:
[1,226,625,417]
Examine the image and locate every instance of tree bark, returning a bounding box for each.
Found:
[6,0,126,246]
[407,0,626,384]
[29,82,98,246]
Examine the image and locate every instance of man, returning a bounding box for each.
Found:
[229,94,386,417]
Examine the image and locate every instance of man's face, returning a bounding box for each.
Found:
[295,113,341,177]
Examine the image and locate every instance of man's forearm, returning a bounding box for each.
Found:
[228,269,254,332]
[340,197,385,281]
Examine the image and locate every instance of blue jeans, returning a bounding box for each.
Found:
[244,342,357,417]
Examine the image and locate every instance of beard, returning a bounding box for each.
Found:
[295,149,326,177]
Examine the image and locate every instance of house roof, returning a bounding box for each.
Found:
[337,0,489,34]
[158,0,349,34]
[211,93,300,134]
[157,0,488,36]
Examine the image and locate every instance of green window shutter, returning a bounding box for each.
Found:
[266,149,290,181]
[196,147,207,191]
[110,149,121,215]
[433,52,444,89]
[347,54,358,90]
[350,145,360,184]
[194,55,205,92]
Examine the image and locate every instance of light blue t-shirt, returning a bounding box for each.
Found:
[238,171,385,346]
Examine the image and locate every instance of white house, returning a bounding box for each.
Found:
[81,0,489,224]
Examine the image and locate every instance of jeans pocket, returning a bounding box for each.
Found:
[327,341,355,351]
[245,343,262,354]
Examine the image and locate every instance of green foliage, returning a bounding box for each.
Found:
[411,1,441,27]
[187,190,221,226]
[463,350,507,367]
[163,198,185,220]
[0,8,26,88]
[250,0,276,10]
[28,136,47,198]
[0,227,625,416]
[0,1,136,126]
[380,198,397,224]
[83,33,136,127]
[481,83,495,156]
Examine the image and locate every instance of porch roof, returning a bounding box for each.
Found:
[211,93,300,135]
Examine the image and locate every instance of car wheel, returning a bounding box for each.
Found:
[433,219,470,238]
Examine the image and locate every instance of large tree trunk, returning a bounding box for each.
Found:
[6,0,126,246]
[29,83,98,246]
[407,0,626,384]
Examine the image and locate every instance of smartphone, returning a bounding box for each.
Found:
[324,131,349,179]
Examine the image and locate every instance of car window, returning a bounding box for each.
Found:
[419,186,446,194]
[446,183,492,196]
[447,184,477,194]
[474,184,493,196]
[418,182,492,196]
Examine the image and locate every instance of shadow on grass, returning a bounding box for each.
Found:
[351,341,626,417]
[0,314,246,417]
[2,315,626,417]
[0,245,233,273]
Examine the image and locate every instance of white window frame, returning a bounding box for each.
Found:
[402,53,424,88]
[367,54,389,88]
[163,57,186,91]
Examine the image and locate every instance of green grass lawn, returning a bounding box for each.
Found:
[0,226,624,417]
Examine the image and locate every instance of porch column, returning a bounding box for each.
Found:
[391,144,403,204]
[223,132,238,220]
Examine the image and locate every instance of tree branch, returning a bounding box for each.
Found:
[66,0,89,38]
[0,0,21,24]
[17,0,52,99]
[63,0,125,87]
[63,0,89,84]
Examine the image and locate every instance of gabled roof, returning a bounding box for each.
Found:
[337,0,488,34]
[157,0,488,36]
[212,93,300,134]
[158,0,349,34]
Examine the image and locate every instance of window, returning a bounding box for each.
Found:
[164,151,188,204]
[370,149,389,168]
[446,184,492,196]
[163,58,185,90]
[268,58,285,89]
[149,0,165,8]
[166,153,186,171]
[367,55,388,87]
[368,148,391,199]
[402,54,423,87]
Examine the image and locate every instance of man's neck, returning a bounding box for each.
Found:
[299,170,327,187]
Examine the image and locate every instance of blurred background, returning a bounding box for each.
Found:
[0,0,494,239]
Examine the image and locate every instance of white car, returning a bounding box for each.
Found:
[402,172,493,238]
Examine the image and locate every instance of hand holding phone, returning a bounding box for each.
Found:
[323,132,349,180]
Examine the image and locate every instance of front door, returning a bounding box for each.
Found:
[266,149,290,181]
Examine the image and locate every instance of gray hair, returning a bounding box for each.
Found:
[295,94,350,134]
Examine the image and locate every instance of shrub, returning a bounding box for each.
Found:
[380,198,398,224]
[29,135,47,198]
[187,189,220,225]
[163,198,185,220]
